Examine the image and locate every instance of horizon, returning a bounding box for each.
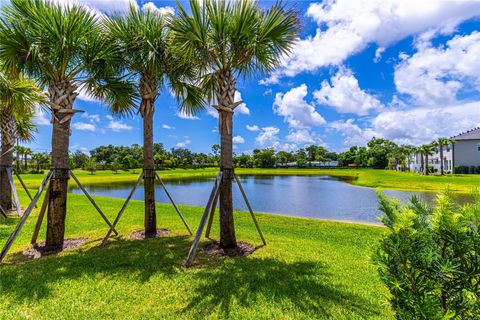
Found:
[11,0,480,155]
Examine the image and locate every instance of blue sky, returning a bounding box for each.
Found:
[22,0,480,154]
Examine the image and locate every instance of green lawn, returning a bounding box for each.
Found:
[17,167,480,193]
[0,190,392,319]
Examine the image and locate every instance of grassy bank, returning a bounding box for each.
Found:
[0,191,392,319]
[17,167,480,193]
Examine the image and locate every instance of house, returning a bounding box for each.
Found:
[409,127,480,173]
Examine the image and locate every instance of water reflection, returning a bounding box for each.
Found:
[69,175,471,224]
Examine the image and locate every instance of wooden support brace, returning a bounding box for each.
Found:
[69,171,118,236]
[30,184,50,244]
[185,172,223,267]
[0,204,7,219]
[101,172,144,245]
[14,169,35,206]
[155,172,193,235]
[0,171,52,263]
[205,190,219,239]
[6,167,21,217]
[234,174,266,246]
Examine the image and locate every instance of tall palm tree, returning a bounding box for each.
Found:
[434,137,453,175]
[104,6,204,237]
[420,144,435,176]
[0,0,135,252]
[0,73,44,211]
[171,0,299,249]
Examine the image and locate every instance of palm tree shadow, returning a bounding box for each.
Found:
[183,256,382,319]
[0,235,192,300]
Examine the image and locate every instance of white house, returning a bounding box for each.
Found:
[409,127,480,173]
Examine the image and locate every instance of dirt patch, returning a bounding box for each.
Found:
[204,241,256,258]
[24,238,88,259]
[129,228,170,240]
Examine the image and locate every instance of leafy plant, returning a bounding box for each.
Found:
[374,190,480,319]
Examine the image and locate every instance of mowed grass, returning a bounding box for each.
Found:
[0,190,392,319]
[18,167,480,194]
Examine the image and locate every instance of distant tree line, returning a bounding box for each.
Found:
[16,137,422,173]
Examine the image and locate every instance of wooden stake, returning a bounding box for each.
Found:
[0,171,51,263]
[14,169,35,205]
[205,191,219,238]
[0,204,7,219]
[185,172,223,267]
[30,185,50,244]
[6,167,21,217]
[155,172,193,235]
[101,172,144,245]
[69,171,118,236]
[234,174,266,245]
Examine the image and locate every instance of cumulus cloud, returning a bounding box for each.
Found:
[141,2,174,15]
[263,0,480,83]
[394,31,480,105]
[314,68,384,115]
[162,124,175,130]
[81,112,100,123]
[177,110,200,120]
[329,119,378,147]
[32,106,50,126]
[106,116,132,132]
[72,122,96,132]
[286,129,322,145]
[273,84,326,129]
[233,135,245,144]
[255,126,280,146]
[246,124,260,132]
[175,139,191,148]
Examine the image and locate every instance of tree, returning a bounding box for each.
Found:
[434,137,453,175]
[171,0,299,249]
[253,149,276,168]
[419,144,435,175]
[83,157,97,175]
[0,0,135,251]
[276,151,293,165]
[105,6,204,237]
[0,73,44,210]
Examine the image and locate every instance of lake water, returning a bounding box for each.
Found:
[69,175,468,224]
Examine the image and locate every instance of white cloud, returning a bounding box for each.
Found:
[162,124,175,130]
[106,116,132,132]
[246,124,260,132]
[177,110,199,120]
[263,0,480,83]
[394,31,480,105]
[314,68,384,115]
[273,84,326,129]
[286,129,322,145]
[329,119,378,147]
[81,112,100,123]
[32,106,50,126]
[255,126,280,146]
[141,2,174,15]
[233,135,245,144]
[72,122,96,132]
[175,139,191,148]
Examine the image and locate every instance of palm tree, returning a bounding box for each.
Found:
[0,0,135,252]
[171,0,299,249]
[434,137,453,175]
[420,144,435,176]
[104,6,204,237]
[0,73,44,211]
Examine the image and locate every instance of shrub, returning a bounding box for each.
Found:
[454,166,468,174]
[374,190,480,319]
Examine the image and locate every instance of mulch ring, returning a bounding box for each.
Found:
[129,228,171,240]
[204,241,256,258]
[24,238,88,259]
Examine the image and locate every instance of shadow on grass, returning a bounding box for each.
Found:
[0,237,382,319]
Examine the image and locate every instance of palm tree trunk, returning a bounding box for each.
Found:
[424,154,429,176]
[45,80,77,252]
[440,146,444,175]
[217,69,237,249]
[140,76,157,238]
[0,109,15,211]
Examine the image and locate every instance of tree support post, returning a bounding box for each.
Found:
[185,172,223,267]
[6,167,21,217]
[0,170,52,262]
[13,169,35,204]
[0,204,7,219]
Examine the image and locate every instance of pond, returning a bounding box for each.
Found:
[69,175,469,224]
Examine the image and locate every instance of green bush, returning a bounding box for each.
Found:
[374,190,480,319]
